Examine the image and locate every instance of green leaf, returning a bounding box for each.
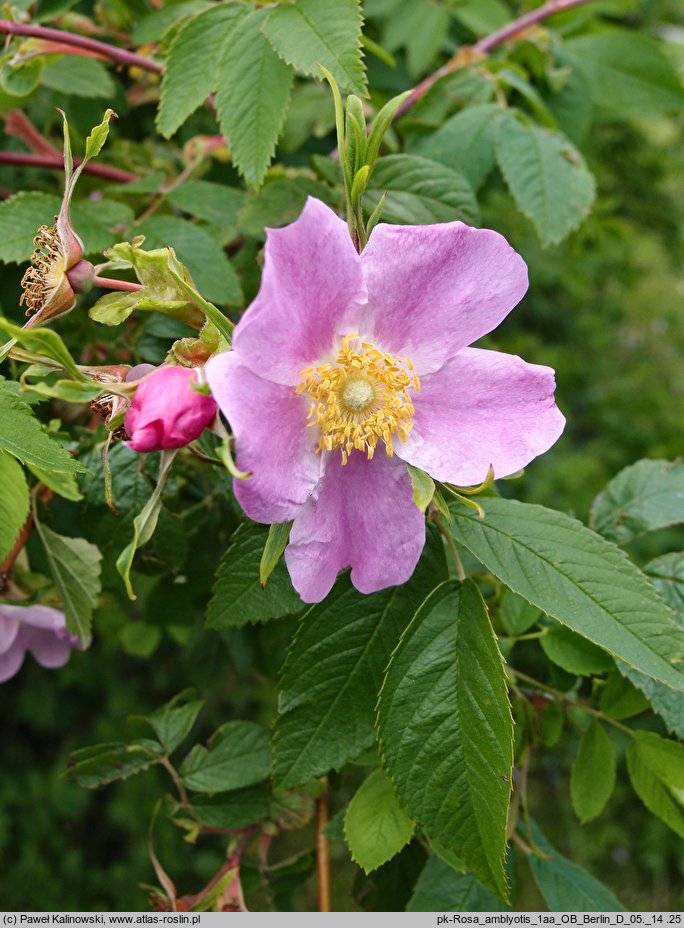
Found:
[627,731,684,838]
[619,664,684,740]
[495,113,596,246]
[260,521,292,588]
[407,855,507,912]
[157,4,246,138]
[216,9,294,188]
[24,462,82,502]
[206,521,303,629]
[180,721,271,793]
[448,497,684,692]
[590,459,684,546]
[366,154,480,226]
[137,215,243,306]
[35,523,102,643]
[116,452,175,601]
[406,463,435,512]
[527,821,625,911]
[570,721,616,824]
[78,109,117,175]
[186,787,270,830]
[344,768,415,874]
[599,670,649,721]
[0,450,29,564]
[377,580,513,897]
[560,31,684,118]
[237,175,337,237]
[646,553,684,621]
[540,627,613,676]
[273,527,447,788]
[166,181,245,235]
[145,692,205,755]
[450,0,510,35]
[415,103,503,190]
[41,56,115,99]
[0,319,85,382]
[498,588,541,636]
[262,0,366,95]
[64,740,164,788]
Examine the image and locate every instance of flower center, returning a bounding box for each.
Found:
[20,222,66,317]
[297,333,420,465]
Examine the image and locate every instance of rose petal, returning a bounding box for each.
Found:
[397,347,565,485]
[0,603,67,632]
[206,351,322,522]
[360,221,528,375]
[232,198,367,385]
[0,611,20,654]
[23,624,76,669]
[0,633,26,683]
[285,451,425,603]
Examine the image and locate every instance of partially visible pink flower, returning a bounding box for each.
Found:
[125,365,218,453]
[0,604,83,683]
[206,198,565,603]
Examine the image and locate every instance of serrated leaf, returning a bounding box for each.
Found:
[377,580,513,898]
[145,692,204,755]
[560,31,684,118]
[527,820,625,911]
[25,462,82,502]
[570,721,616,824]
[187,786,270,830]
[627,731,684,838]
[495,113,595,246]
[180,721,271,793]
[263,0,366,95]
[35,523,102,643]
[407,855,507,912]
[215,9,294,188]
[237,175,337,237]
[166,181,245,234]
[366,154,480,226]
[64,739,164,788]
[206,521,303,629]
[645,553,684,625]
[0,450,29,564]
[599,670,649,721]
[138,214,243,306]
[590,459,684,546]
[0,383,86,475]
[540,627,613,676]
[157,4,245,138]
[448,497,684,692]
[415,103,503,190]
[344,768,415,873]
[273,527,447,788]
[619,663,684,741]
[499,588,541,637]
[41,56,115,99]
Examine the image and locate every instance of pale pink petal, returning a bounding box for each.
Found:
[0,611,20,654]
[23,625,75,669]
[285,452,425,603]
[360,222,528,375]
[397,347,565,485]
[1,603,67,632]
[232,198,367,386]
[0,634,26,683]
[206,351,321,522]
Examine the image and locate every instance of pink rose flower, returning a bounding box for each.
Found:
[125,366,218,453]
[206,198,565,603]
[0,604,84,683]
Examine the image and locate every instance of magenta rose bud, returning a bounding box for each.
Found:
[125,366,218,453]
[0,604,85,684]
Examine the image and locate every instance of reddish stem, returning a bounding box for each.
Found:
[0,19,164,74]
[92,275,144,292]
[0,150,137,183]
[394,0,594,119]
[4,109,57,156]
[316,780,331,913]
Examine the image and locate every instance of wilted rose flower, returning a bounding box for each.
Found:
[206,198,565,603]
[0,603,84,683]
[125,365,218,453]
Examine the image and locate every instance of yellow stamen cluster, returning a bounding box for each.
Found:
[297,333,420,465]
[20,221,65,317]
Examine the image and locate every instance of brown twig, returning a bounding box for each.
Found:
[316,779,331,913]
[0,19,164,73]
[0,150,137,182]
[394,0,595,119]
